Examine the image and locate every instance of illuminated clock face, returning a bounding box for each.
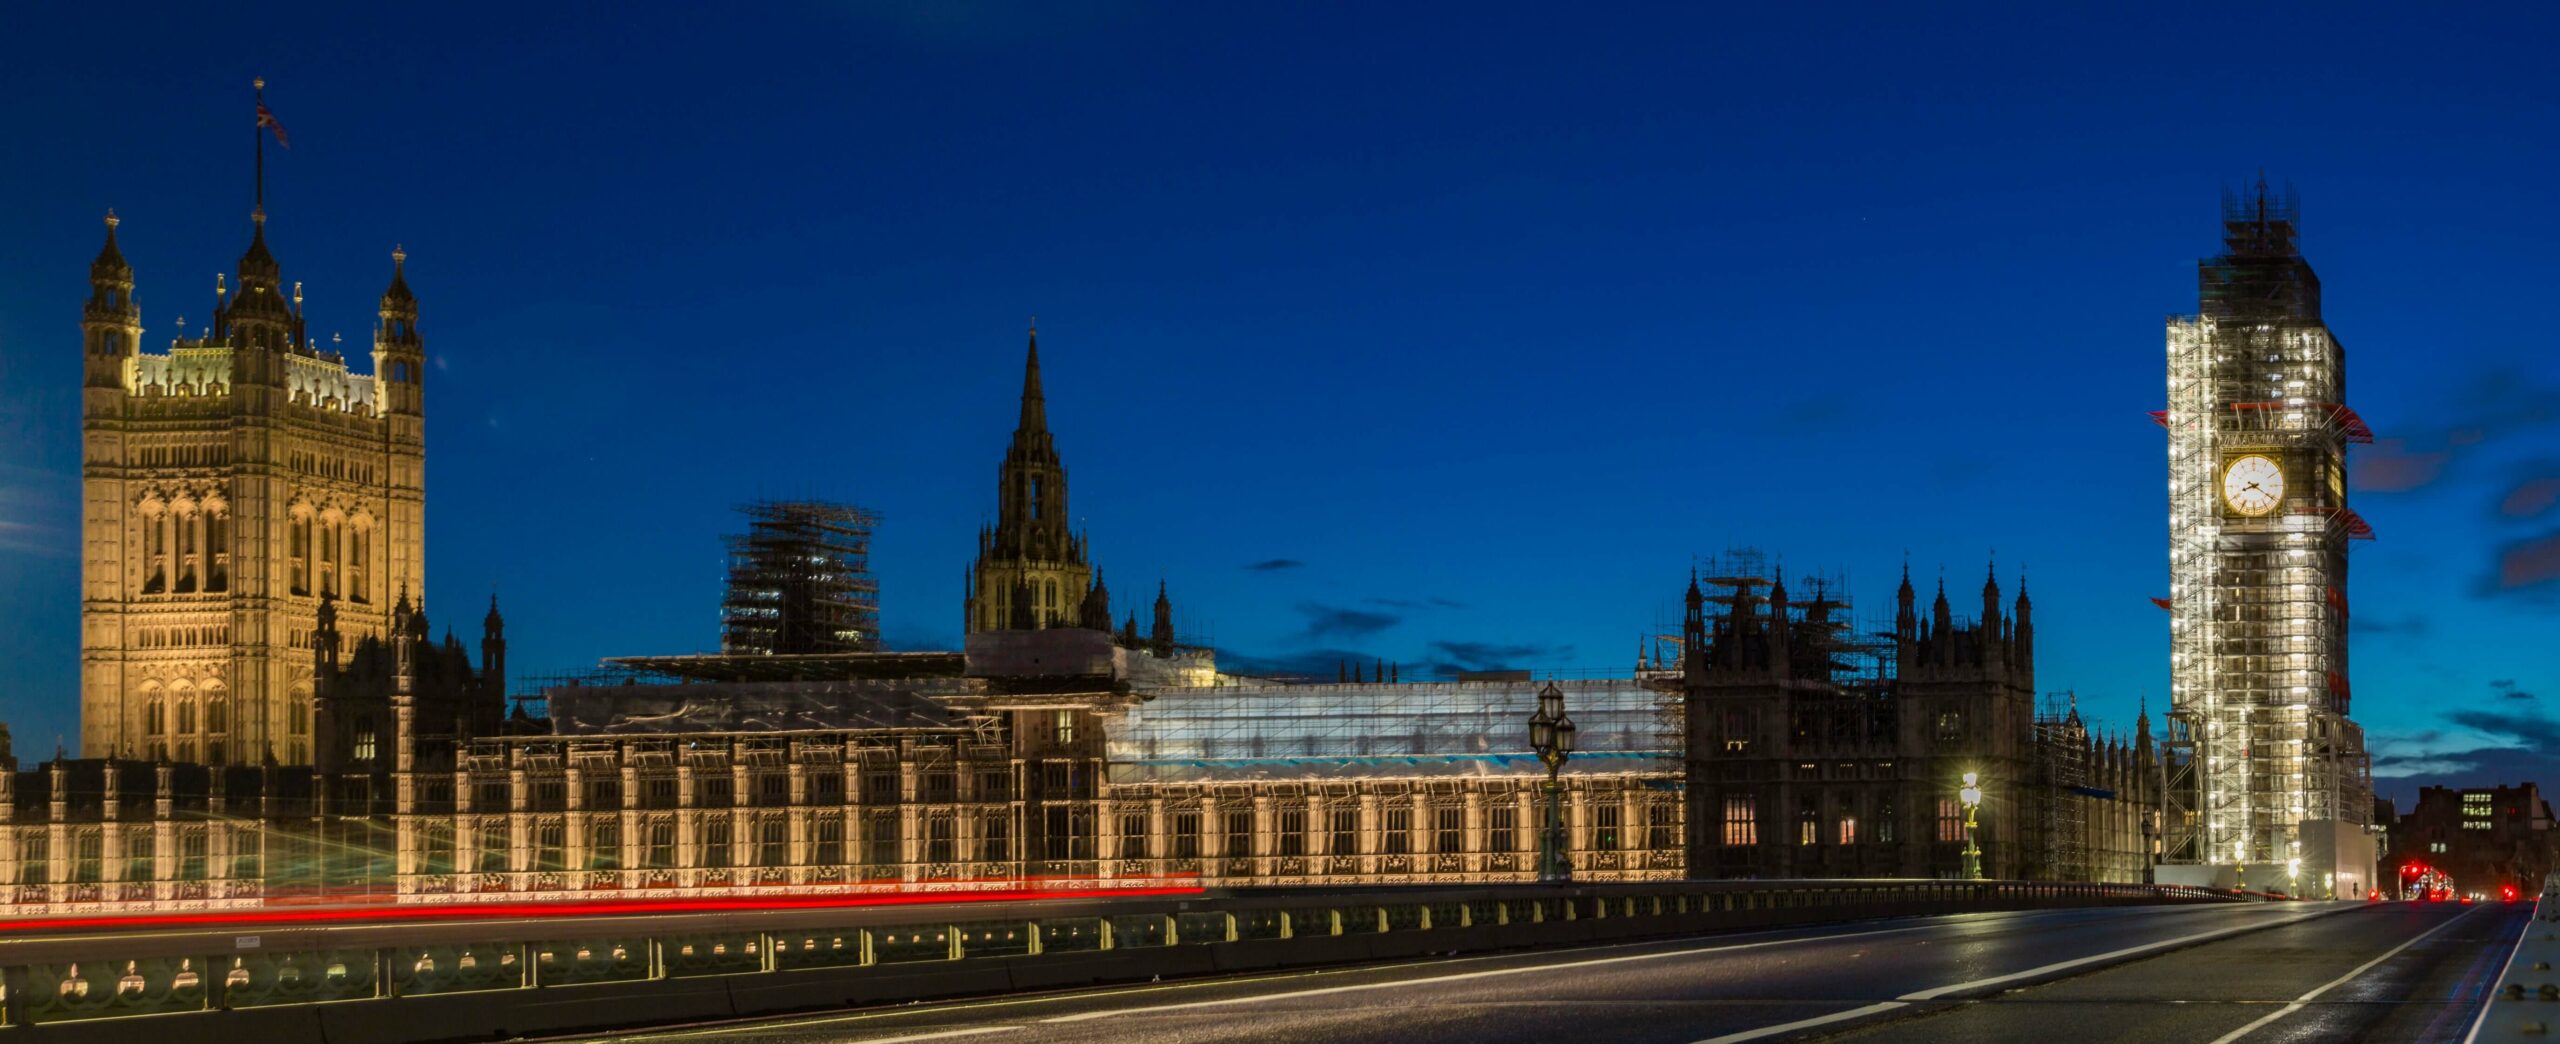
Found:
[2223,455,2285,516]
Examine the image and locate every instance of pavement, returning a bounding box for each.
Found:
[564,900,2523,1044]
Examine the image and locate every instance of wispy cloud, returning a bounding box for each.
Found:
[1364,596,1466,610]
[1295,602,1400,640]
[2493,679,2540,702]
[1416,638,1571,677]
[1245,558,1304,572]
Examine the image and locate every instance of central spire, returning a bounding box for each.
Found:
[1018,319,1046,434]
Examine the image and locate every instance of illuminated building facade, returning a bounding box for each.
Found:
[79,210,427,767]
[2159,183,2375,885]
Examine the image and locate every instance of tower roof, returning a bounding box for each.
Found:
[381,245,416,312]
[1018,322,1046,434]
[91,211,131,280]
[237,210,280,285]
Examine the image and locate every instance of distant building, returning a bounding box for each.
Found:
[2384,784,2557,897]
[1680,558,2158,883]
[78,209,426,767]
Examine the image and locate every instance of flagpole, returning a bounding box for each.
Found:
[253,77,265,215]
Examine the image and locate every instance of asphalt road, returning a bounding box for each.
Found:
[1832,900,2522,1043]
[563,900,2523,1044]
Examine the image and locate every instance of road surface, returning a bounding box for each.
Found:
[565,901,2521,1044]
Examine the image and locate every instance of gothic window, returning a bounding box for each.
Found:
[1435,806,1464,854]
[144,694,165,736]
[809,816,839,867]
[1591,804,1621,851]
[1798,795,1820,846]
[1936,798,1964,843]
[419,822,454,876]
[1488,806,1517,853]
[1044,581,1058,611]
[1172,810,1202,859]
[979,812,1009,862]
[1030,476,1042,519]
[207,741,225,765]
[318,521,336,599]
[1935,709,1964,742]
[865,811,899,865]
[290,697,309,736]
[1329,807,1358,856]
[477,821,508,873]
[176,695,196,734]
[1278,807,1306,857]
[1222,809,1253,858]
[1878,796,1898,844]
[124,832,155,882]
[206,512,227,591]
[348,528,367,603]
[16,834,47,885]
[353,715,376,762]
[1053,709,1076,746]
[143,513,166,593]
[1647,802,1679,850]
[176,512,196,592]
[1722,795,1757,846]
[205,694,226,734]
[289,518,309,596]
[926,814,954,863]
[756,816,786,866]
[1837,813,1859,846]
[1382,807,1411,855]
[1118,811,1149,859]
[532,820,565,871]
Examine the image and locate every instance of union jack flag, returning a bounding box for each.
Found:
[257,101,289,148]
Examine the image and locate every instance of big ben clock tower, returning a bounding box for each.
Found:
[2161,181,2375,889]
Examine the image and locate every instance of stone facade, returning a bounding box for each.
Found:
[1681,565,2158,882]
[79,211,426,766]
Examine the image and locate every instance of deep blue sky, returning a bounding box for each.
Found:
[4,3,2557,807]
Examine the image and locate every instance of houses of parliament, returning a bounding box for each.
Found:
[77,207,437,767]
[23,174,2175,906]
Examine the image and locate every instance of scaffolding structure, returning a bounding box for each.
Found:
[1104,679,1674,785]
[720,501,882,656]
[2034,692,2090,881]
[2161,185,2374,870]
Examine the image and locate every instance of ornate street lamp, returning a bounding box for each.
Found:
[1529,681,1577,884]
[1958,770,1984,881]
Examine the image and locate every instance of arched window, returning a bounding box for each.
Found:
[1031,476,1043,519]
[177,697,196,735]
[144,697,165,736]
[1044,582,1057,609]
[205,695,227,734]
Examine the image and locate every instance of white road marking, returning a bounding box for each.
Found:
[1690,904,2348,1043]
[2210,906,2479,1044]
[1689,1001,1910,1043]
[1037,922,1942,1023]
[598,913,2011,1040]
[1895,907,2339,1001]
[846,1029,1024,1044]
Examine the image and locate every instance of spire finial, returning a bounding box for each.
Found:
[393,244,406,266]
[105,209,119,230]
[1017,325,1048,433]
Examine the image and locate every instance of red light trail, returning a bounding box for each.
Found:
[0,880,1205,936]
